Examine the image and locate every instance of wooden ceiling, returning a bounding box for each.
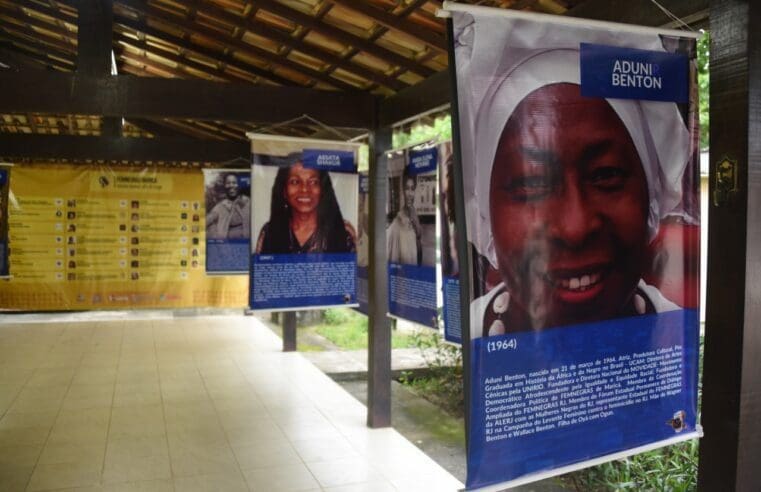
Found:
[0,0,585,142]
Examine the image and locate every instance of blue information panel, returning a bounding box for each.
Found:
[249,137,360,310]
[443,278,461,344]
[467,310,700,487]
[437,141,460,343]
[204,170,251,274]
[355,173,369,314]
[0,167,8,277]
[386,146,438,328]
[388,262,437,327]
[450,7,701,490]
[251,253,356,309]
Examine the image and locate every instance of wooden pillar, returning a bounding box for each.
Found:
[367,126,392,428]
[698,1,761,490]
[77,0,120,137]
[282,311,297,352]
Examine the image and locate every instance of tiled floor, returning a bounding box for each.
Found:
[0,314,463,491]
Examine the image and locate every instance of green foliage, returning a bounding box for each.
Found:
[563,336,704,491]
[323,307,355,325]
[697,31,710,150]
[315,309,417,350]
[564,439,698,492]
[392,114,453,149]
[399,330,464,417]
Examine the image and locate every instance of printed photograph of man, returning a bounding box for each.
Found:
[206,171,250,240]
[386,154,436,267]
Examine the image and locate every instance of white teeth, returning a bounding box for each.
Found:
[554,272,603,291]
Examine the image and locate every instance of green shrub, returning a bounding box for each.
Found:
[399,330,464,417]
[323,308,355,325]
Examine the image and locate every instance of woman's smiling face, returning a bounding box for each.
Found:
[285,163,321,215]
[489,83,649,329]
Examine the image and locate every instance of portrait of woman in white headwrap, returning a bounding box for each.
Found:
[456,17,698,338]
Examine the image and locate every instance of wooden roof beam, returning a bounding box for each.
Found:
[565,0,708,26]
[8,0,77,23]
[115,15,296,87]
[0,133,249,161]
[187,0,406,91]
[326,0,447,54]
[116,0,358,91]
[252,0,434,78]
[0,70,378,127]
[0,24,75,62]
[114,32,252,83]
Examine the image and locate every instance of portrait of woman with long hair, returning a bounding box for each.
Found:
[256,155,356,254]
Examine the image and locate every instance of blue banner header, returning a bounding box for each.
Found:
[580,43,689,103]
[303,149,356,173]
[0,168,7,186]
[408,147,438,175]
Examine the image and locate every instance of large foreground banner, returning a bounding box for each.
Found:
[0,164,248,310]
[386,144,438,328]
[0,164,10,278]
[249,135,361,310]
[204,169,251,274]
[448,5,701,489]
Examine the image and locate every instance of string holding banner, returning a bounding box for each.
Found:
[254,114,354,142]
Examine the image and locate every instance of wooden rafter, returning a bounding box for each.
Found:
[114,15,297,86]
[326,0,446,53]
[116,0,360,91]
[173,0,406,91]
[252,0,434,78]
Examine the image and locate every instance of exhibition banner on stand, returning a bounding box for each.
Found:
[437,141,462,344]
[0,163,248,310]
[249,134,361,311]
[444,3,702,489]
[0,164,10,278]
[356,172,370,314]
[203,169,251,274]
[386,144,439,328]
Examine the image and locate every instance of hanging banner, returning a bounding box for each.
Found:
[249,134,361,311]
[356,172,370,314]
[0,163,248,310]
[437,142,461,343]
[386,144,439,328]
[0,164,10,278]
[447,4,701,489]
[203,169,251,274]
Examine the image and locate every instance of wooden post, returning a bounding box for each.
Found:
[282,311,297,352]
[77,0,120,137]
[367,126,392,428]
[698,1,761,489]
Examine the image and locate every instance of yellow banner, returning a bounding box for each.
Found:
[0,164,247,310]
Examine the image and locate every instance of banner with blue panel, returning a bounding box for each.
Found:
[355,173,369,314]
[447,4,702,489]
[248,134,361,310]
[0,165,10,277]
[386,145,439,328]
[437,141,461,344]
[204,169,251,274]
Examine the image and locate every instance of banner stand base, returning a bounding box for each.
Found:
[466,427,703,492]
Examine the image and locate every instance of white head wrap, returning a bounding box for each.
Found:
[454,14,692,268]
